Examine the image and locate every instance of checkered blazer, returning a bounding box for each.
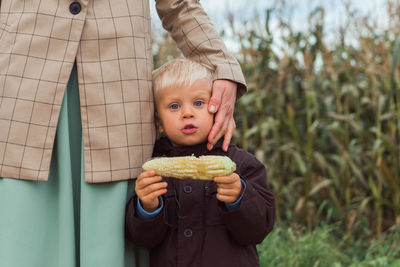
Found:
[0,0,246,183]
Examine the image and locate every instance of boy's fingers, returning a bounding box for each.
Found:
[216,194,236,203]
[214,174,237,184]
[138,170,156,180]
[140,181,167,196]
[217,187,239,196]
[216,184,240,191]
[136,175,162,186]
[143,188,167,202]
[136,175,163,189]
[140,187,167,206]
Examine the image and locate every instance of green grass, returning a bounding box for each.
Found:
[258,224,400,267]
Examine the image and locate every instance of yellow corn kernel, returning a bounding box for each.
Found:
[142,155,236,180]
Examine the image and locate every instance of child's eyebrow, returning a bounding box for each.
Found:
[193,90,211,98]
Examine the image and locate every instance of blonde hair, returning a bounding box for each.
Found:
[152,58,213,100]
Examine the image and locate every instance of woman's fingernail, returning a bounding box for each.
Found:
[209,105,216,112]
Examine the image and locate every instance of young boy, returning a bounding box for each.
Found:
[125,59,275,267]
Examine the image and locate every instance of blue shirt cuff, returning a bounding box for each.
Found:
[136,196,164,221]
[225,178,246,211]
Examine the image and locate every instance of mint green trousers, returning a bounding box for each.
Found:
[0,66,149,267]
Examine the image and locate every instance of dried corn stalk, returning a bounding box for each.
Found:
[142,155,236,180]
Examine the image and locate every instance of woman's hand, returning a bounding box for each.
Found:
[135,170,167,212]
[208,79,237,152]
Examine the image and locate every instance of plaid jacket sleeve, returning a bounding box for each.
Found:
[156,0,247,96]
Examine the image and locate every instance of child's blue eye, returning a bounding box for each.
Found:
[170,103,180,110]
[194,100,204,107]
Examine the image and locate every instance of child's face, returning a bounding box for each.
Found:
[156,78,213,146]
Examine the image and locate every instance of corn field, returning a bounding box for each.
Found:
[153,0,400,239]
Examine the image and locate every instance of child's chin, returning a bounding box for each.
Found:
[173,137,207,147]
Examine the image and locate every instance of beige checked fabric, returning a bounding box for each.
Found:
[0,0,246,183]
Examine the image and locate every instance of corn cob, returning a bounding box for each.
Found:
[142,155,236,180]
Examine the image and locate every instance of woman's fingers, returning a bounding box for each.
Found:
[207,79,237,151]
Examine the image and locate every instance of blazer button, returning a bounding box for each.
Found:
[69,2,82,15]
[183,185,192,193]
[184,228,193,238]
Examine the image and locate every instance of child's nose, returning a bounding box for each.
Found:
[182,106,194,118]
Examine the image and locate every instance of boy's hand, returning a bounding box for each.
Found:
[135,170,167,212]
[214,173,243,203]
[208,79,237,152]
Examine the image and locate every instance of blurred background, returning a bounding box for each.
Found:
[151,0,400,266]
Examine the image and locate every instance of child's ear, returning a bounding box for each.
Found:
[156,118,167,138]
[155,111,164,133]
[158,124,165,134]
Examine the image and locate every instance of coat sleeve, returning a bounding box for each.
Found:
[125,195,169,249]
[221,150,275,245]
[155,0,247,97]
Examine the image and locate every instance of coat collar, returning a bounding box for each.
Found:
[153,137,225,157]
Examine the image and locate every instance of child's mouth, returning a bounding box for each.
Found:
[181,124,197,134]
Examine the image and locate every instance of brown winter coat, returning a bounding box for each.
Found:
[125,137,275,267]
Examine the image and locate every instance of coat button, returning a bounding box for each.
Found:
[183,185,192,193]
[184,228,193,238]
[69,2,81,15]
